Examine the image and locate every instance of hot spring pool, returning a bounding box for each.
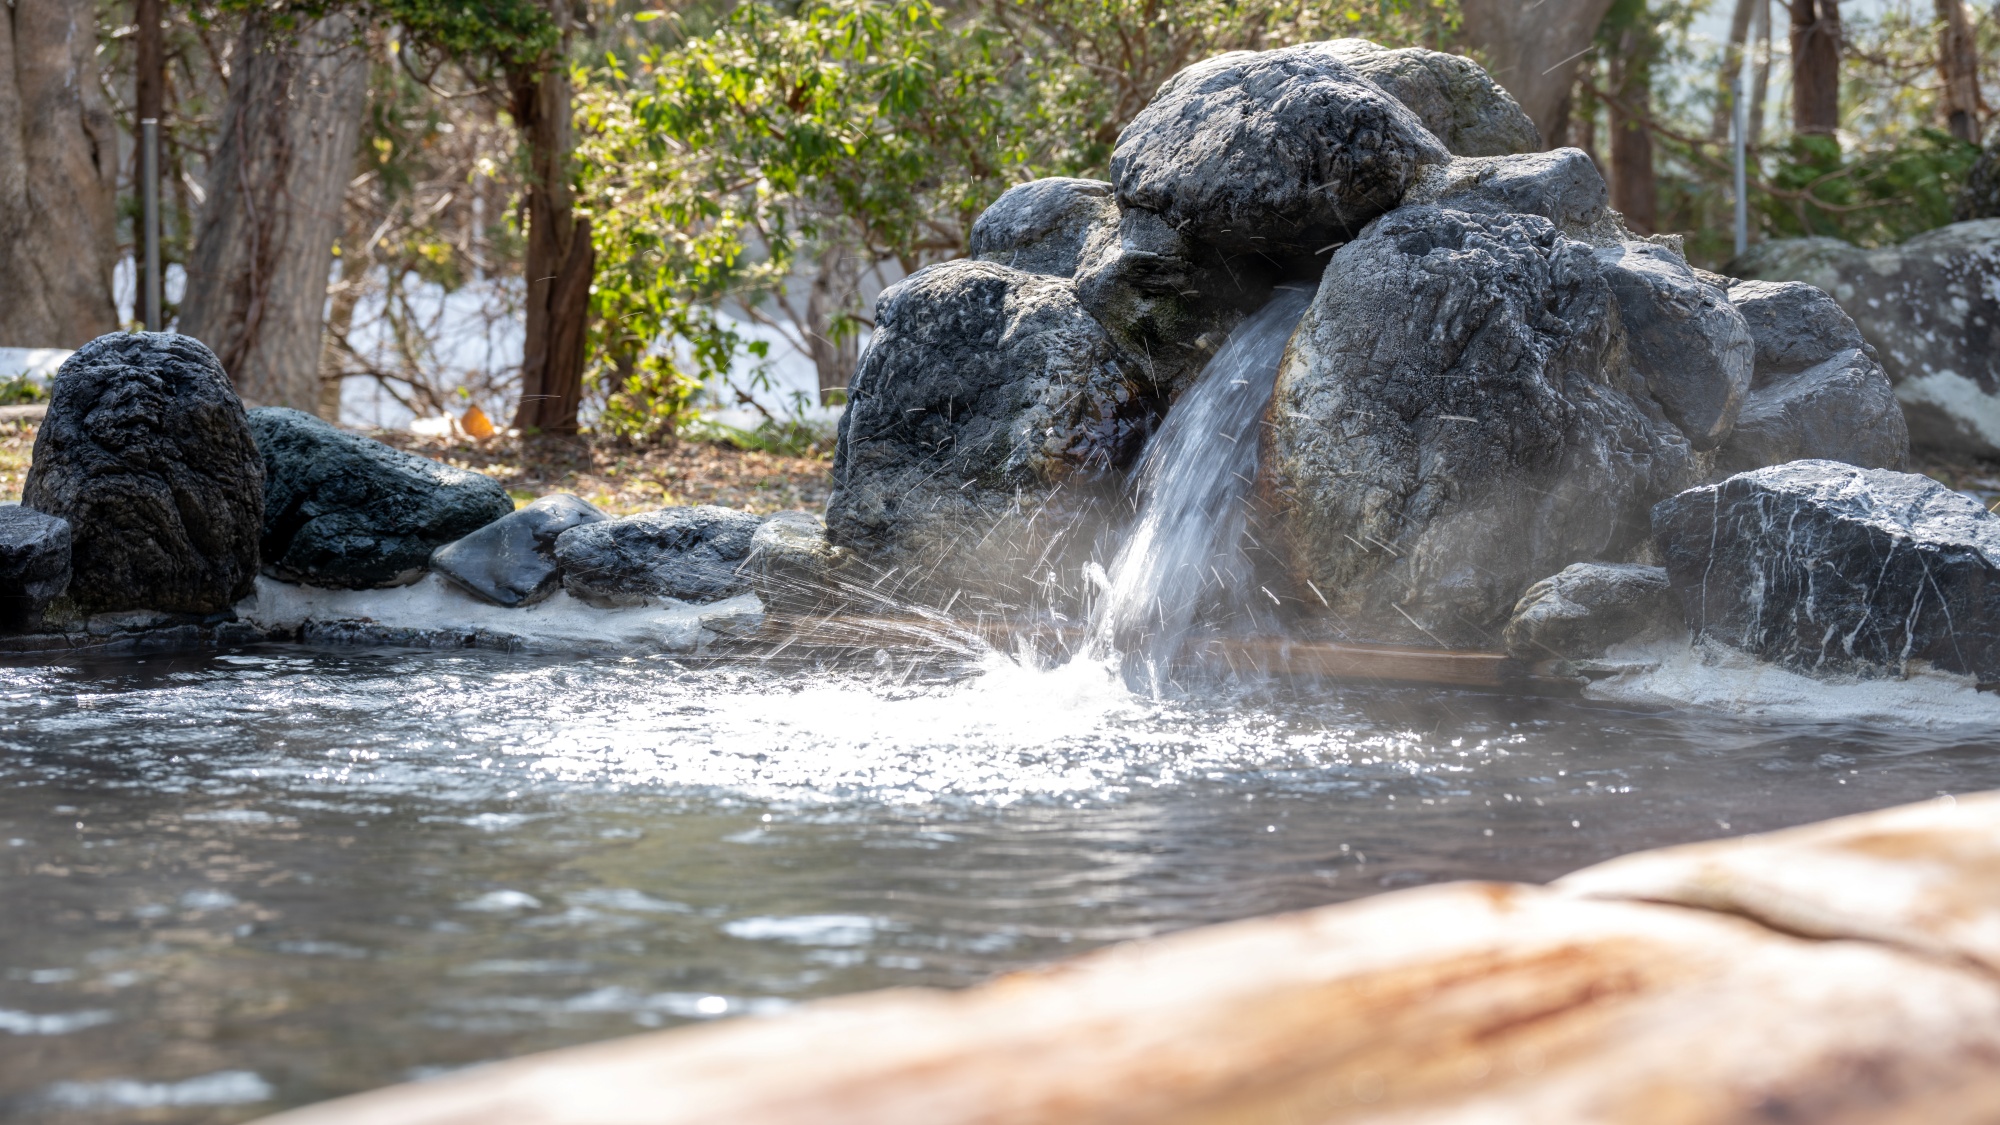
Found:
[3,644,1998,1122]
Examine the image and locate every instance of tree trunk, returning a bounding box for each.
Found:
[508,13,591,436]
[1458,0,1619,147]
[1608,25,1657,234]
[0,0,118,347]
[1788,0,1842,138]
[180,10,367,410]
[806,245,859,406]
[318,224,369,422]
[1936,0,1984,144]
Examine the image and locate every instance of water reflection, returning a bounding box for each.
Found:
[2,644,1997,1121]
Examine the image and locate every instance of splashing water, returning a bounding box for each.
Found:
[1091,283,1317,690]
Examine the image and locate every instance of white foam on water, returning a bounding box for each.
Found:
[1584,639,2000,729]
[239,574,764,654]
[40,1069,273,1109]
[0,1008,115,1035]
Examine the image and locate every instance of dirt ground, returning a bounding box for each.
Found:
[0,419,833,516]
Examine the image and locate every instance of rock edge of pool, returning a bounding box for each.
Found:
[255,791,2000,1125]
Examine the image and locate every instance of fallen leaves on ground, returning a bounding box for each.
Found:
[369,430,832,516]
[0,421,833,517]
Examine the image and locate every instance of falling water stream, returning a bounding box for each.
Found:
[1092,283,1316,691]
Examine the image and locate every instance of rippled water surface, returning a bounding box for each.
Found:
[3,644,1999,1122]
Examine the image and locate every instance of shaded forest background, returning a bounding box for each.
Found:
[2,0,1995,444]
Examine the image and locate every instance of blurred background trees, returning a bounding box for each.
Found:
[0,0,1993,442]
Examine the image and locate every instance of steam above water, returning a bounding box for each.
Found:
[1092,284,1317,691]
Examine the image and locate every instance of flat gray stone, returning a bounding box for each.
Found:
[554,505,762,606]
[431,494,606,607]
[1401,149,1626,244]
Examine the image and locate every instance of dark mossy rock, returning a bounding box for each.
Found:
[826,259,1147,601]
[21,332,262,615]
[1653,461,2000,682]
[1110,42,1449,268]
[0,506,72,631]
[970,178,1118,278]
[431,493,606,607]
[248,407,514,589]
[1270,206,1697,647]
[553,505,763,606]
[1714,280,1907,476]
[1593,242,1753,452]
[1322,38,1540,157]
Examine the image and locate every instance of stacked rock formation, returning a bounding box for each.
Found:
[829,37,1905,652]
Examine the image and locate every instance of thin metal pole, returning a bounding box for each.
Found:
[1732,0,1764,259]
[141,118,162,331]
[1732,76,1748,256]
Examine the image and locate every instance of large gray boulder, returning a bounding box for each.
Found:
[1502,562,1677,661]
[431,493,605,607]
[826,259,1146,598]
[1321,38,1540,157]
[970,178,1117,278]
[1653,461,2000,682]
[553,505,762,606]
[1269,205,1698,647]
[249,407,514,589]
[0,507,71,631]
[1731,222,2000,457]
[1594,243,1754,451]
[21,333,263,615]
[1110,43,1449,267]
[1714,280,1908,475]
[1400,149,1627,244]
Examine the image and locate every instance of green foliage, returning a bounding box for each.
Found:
[199,0,558,73]
[574,0,1458,440]
[1759,129,1983,246]
[576,0,1032,440]
[681,414,839,457]
[0,376,49,407]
